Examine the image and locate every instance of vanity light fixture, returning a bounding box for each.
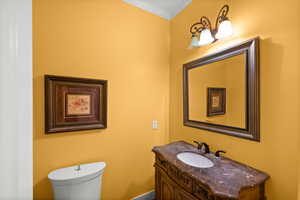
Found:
[188,5,233,49]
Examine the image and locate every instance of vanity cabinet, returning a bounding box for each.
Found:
[153,141,269,200]
[156,162,198,200]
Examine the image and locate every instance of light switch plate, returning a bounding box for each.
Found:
[152,120,158,130]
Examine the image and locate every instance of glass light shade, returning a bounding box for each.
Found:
[188,35,200,49]
[215,20,233,39]
[198,29,214,46]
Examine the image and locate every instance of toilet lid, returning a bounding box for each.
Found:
[48,162,106,182]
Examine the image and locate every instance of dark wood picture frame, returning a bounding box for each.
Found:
[45,75,107,133]
[183,37,260,141]
[207,88,226,117]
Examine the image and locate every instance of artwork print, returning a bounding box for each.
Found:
[45,75,107,133]
[207,88,226,117]
[67,94,91,115]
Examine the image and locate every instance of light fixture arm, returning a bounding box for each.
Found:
[200,16,212,30]
[189,16,212,36]
[190,22,205,36]
[188,4,233,48]
[215,5,230,30]
[189,5,230,36]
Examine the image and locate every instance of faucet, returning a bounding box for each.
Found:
[193,141,202,150]
[193,141,210,154]
[75,165,81,171]
[215,150,226,157]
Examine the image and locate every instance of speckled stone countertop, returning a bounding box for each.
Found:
[152,141,270,199]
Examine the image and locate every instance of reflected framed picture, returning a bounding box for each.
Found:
[207,88,226,117]
[45,75,107,133]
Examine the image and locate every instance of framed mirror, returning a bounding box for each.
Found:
[183,38,260,141]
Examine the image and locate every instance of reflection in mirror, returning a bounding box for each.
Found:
[188,54,246,129]
[183,37,260,141]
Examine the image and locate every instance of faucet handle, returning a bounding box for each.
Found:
[193,141,202,150]
[215,150,226,157]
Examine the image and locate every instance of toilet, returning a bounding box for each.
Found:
[48,162,106,200]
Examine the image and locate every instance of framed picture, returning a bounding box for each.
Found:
[207,88,226,117]
[45,75,107,133]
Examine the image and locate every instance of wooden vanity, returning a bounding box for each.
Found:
[153,141,269,200]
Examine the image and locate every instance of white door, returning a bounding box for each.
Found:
[0,0,33,199]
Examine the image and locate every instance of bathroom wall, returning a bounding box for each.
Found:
[188,55,246,127]
[33,0,169,199]
[170,0,300,199]
[189,61,228,124]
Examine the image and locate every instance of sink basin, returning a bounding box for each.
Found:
[177,152,214,168]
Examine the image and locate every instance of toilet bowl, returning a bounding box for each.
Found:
[48,162,106,200]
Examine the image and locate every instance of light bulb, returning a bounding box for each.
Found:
[198,29,214,46]
[215,20,233,39]
[188,35,200,49]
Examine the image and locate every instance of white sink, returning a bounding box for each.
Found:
[177,152,214,168]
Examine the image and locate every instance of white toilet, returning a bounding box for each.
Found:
[48,162,106,200]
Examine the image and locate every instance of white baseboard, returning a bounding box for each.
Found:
[132,190,155,200]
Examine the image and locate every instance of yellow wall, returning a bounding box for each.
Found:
[34,0,300,199]
[170,0,300,199]
[224,56,246,128]
[189,59,227,124]
[33,0,170,199]
[189,54,246,127]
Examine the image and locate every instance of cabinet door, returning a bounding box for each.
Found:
[156,166,175,200]
[161,176,175,200]
[175,188,199,200]
[156,165,199,200]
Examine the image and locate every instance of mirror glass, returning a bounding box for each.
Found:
[188,54,246,129]
[183,38,260,141]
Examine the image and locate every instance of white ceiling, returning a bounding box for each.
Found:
[122,0,192,20]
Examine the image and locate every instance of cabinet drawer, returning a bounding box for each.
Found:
[167,164,193,193]
[193,182,213,200]
[156,155,168,170]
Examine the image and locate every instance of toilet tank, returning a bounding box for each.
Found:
[48,162,106,200]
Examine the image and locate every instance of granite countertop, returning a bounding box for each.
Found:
[152,141,270,199]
